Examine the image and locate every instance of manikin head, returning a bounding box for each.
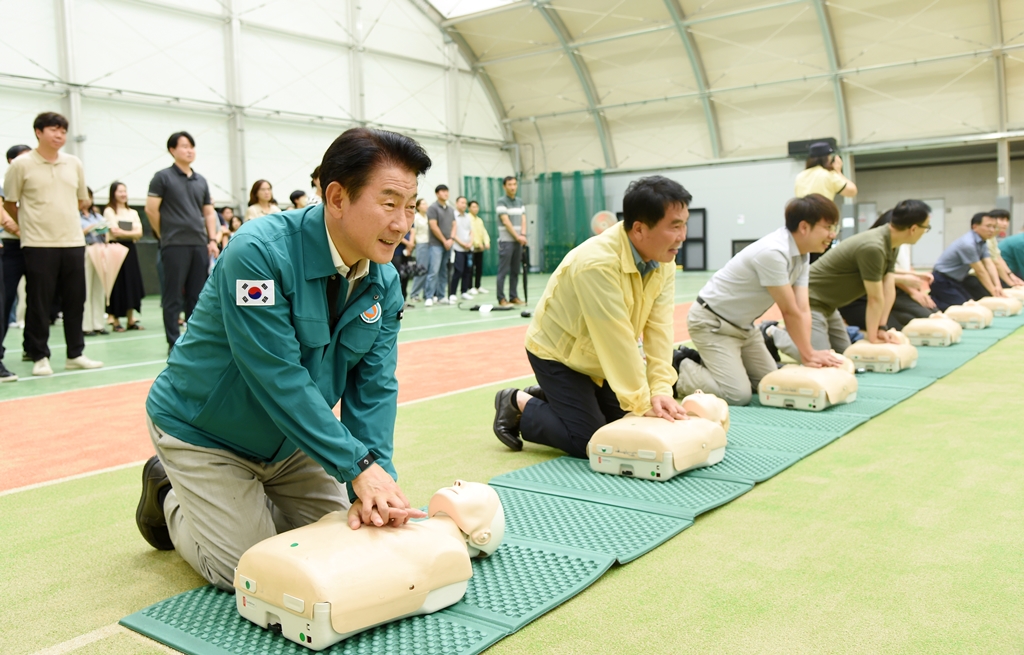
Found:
[785,194,839,254]
[680,390,730,433]
[623,175,691,264]
[428,480,505,557]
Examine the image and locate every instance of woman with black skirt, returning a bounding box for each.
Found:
[103,181,146,331]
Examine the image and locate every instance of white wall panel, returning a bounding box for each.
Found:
[80,98,232,205]
[240,27,352,120]
[363,0,446,67]
[0,0,61,81]
[0,89,64,181]
[415,137,449,202]
[457,72,505,140]
[237,0,349,44]
[364,53,446,133]
[75,0,227,103]
[461,143,512,179]
[243,119,342,205]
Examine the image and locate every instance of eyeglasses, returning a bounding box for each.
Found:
[918,225,932,232]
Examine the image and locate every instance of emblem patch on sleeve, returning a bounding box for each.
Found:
[236,280,275,306]
[360,302,382,323]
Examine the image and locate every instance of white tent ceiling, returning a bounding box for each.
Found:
[422,0,1024,175]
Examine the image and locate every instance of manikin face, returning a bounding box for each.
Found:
[325,164,418,265]
[114,184,128,205]
[456,197,467,213]
[169,136,196,165]
[630,202,689,263]
[35,126,67,151]
[257,182,273,203]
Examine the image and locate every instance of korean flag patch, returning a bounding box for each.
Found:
[237,280,275,306]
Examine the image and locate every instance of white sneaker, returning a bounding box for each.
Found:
[469,288,478,295]
[425,297,433,307]
[448,294,458,304]
[477,287,488,294]
[66,355,104,370]
[438,297,450,305]
[33,357,54,376]
[461,292,473,300]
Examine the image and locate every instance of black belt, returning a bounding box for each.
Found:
[695,296,746,331]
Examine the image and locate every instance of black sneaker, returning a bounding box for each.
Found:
[136,456,174,550]
[0,362,17,383]
[522,384,547,403]
[673,346,702,369]
[492,388,523,451]
[759,320,781,364]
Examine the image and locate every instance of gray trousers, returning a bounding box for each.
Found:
[675,303,778,406]
[148,416,348,591]
[496,241,522,302]
[771,308,851,363]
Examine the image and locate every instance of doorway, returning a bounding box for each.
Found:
[910,198,945,268]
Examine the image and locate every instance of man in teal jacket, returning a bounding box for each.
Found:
[136,128,430,590]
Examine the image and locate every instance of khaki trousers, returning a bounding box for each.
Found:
[675,303,778,406]
[147,417,348,591]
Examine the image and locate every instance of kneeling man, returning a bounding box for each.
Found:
[136,128,429,590]
[492,176,688,459]
[675,194,843,406]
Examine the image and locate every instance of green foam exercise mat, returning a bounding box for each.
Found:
[489,457,752,520]
[120,584,507,655]
[444,537,614,631]
[852,371,937,391]
[492,486,692,564]
[685,447,802,484]
[728,405,869,433]
[725,424,842,457]
[820,396,900,418]
[853,385,919,404]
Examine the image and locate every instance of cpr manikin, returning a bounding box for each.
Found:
[234,481,504,651]
[588,390,728,481]
[843,329,918,373]
[1004,287,1024,301]
[977,295,1023,316]
[758,351,858,411]
[902,312,963,347]
[943,301,994,329]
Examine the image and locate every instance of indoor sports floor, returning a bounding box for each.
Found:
[3,271,1023,655]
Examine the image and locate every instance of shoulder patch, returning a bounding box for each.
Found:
[360,302,382,324]
[236,280,275,306]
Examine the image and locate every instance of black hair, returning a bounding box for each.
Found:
[33,112,69,132]
[622,175,692,230]
[971,212,991,227]
[6,144,31,163]
[310,165,321,186]
[289,190,306,205]
[870,209,894,229]
[890,199,931,229]
[785,194,840,232]
[435,184,448,193]
[320,127,431,203]
[805,154,834,170]
[502,176,516,186]
[106,180,127,213]
[988,208,1010,221]
[167,131,195,151]
[468,199,479,207]
[456,195,467,203]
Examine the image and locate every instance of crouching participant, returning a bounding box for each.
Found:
[135,128,430,590]
[675,194,843,406]
[492,176,689,458]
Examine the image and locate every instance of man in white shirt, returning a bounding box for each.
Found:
[448,196,474,302]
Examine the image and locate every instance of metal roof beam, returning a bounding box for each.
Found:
[811,0,849,147]
[535,2,616,168]
[440,1,532,28]
[991,0,1007,132]
[665,0,721,158]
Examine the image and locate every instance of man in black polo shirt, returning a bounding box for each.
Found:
[146,131,220,351]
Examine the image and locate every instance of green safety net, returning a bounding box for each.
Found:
[536,170,605,272]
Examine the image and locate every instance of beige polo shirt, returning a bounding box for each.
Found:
[2,150,89,247]
[794,165,847,199]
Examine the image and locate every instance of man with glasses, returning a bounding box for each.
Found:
[766,199,933,360]
[930,212,1005,309]
[675,194,843,406]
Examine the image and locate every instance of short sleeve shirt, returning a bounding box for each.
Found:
[933,231,989,282]
[698,227,808,327]
[2,150,89,247]
[808,225,897,314]
[794,166,847,199]
[496,194,525,242]
[148,164,211,247]
[413,213,429,245]
[997,233,1024,278]
[426,201,455,247]
[452,211,472,252]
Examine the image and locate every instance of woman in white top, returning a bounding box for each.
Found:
[794,142,857,201]
[244,179,281,220]
[104,181,146,331]
[409,198,431,301]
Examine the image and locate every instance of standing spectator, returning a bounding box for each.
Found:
[424,184,455,306]
[2,145,31,357]
[219,212,243,251]
[104,181,145,331]
[449,196,473,301]
[391,218,416,305]
[2,112,103,376]
[220,206,235,228]
[145,131,220,353]
[308,165,322,205]
[81,188,110,336]
[468,199,490,294]
[289,189,308,210]
[795,142,857,201]
[496,176,527,306]
[244,179,281,220]
[409,198,430,302]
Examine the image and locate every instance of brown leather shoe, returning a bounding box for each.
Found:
[498,299,511,307]
[511,298,526,305]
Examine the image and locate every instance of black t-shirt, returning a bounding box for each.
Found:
[148,164,211,247]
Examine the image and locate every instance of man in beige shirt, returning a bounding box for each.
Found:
[2,112,103,376]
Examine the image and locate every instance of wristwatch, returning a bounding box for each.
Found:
[356,452,376,472]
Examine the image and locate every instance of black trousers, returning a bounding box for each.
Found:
[2,239,25,350]
[161,245,208,346]
[472,251,484,288]
[449,251,472,296]
[962,275,991,300]
[22,246,86,361]
[0,247,5,360]
[929,270,973,311]
[520,351,627,459]
[838,289,932,331]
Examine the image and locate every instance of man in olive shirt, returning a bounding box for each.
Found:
[769,199,932,358]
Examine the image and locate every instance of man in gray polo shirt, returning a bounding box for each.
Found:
[146,131,220,351]
[496,176,527,306]
[930,213,1004,309]
[424,184,454,306]
[675,195,842,406]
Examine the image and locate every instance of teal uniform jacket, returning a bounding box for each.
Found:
[146,204,403,492]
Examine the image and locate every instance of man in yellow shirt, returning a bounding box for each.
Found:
[493,176,689,458]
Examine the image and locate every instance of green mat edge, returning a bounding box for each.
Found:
[685,447,804,485]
